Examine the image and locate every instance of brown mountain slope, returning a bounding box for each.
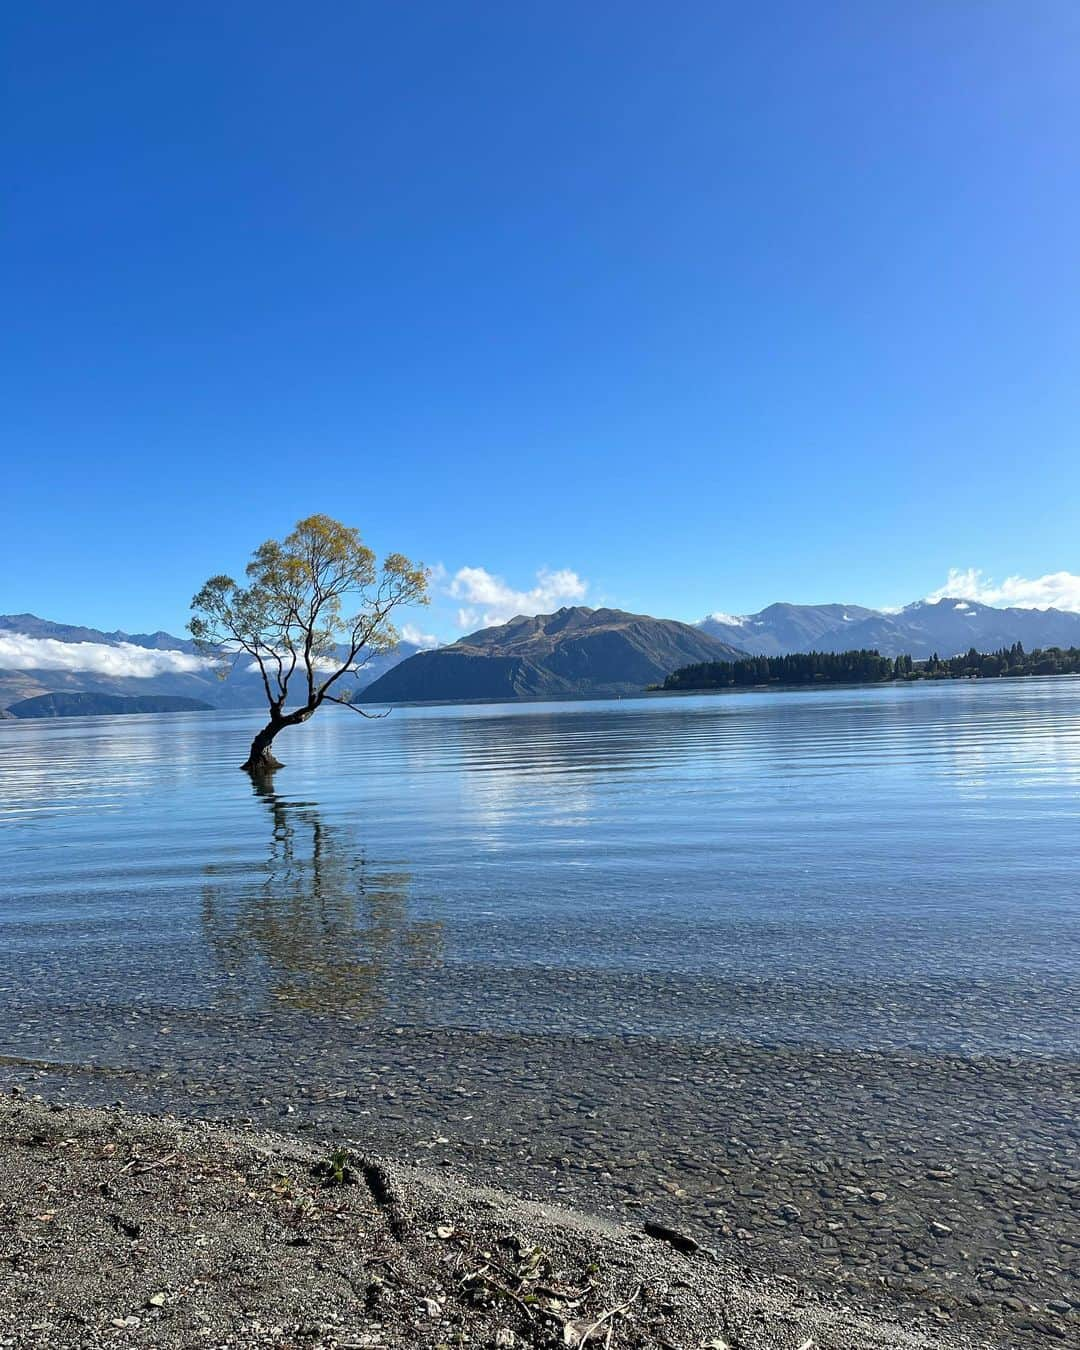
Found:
[361,607,747,703]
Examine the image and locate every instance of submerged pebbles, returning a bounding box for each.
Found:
[1,1012,1076,1348]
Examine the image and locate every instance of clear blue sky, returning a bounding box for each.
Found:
[4,2,1079,640]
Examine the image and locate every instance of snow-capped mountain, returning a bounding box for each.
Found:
[699,598,1080,658]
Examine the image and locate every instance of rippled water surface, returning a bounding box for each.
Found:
[4,681,1080,1333]
[3,679,1080,1056]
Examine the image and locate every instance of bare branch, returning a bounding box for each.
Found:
[323,695,391,720]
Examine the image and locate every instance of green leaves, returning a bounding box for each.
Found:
[188,514,430,722]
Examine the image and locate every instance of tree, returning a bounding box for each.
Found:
[189,514,429,774]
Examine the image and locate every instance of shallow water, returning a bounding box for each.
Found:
[2,680,1079,1334]
[3,678,1079,1054]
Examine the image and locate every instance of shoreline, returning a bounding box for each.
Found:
[4,682,1078,1349]
[3,1020,1077,1346]
[0,1092,983,1350]
[356,670,1080,710]
[3,668,1076,724]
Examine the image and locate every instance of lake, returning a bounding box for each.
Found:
[2,678,1078,1334]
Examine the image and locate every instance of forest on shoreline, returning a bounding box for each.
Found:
[660,643,1080,691]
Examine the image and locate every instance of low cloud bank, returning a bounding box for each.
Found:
[927,568,1080,613]
[0,633,211,678]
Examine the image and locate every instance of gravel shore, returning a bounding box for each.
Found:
[0,1094,984,1350]
[2,1017,1075,1349]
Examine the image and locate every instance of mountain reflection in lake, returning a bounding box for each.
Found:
[200,780,442,1018]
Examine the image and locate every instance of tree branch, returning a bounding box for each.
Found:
[189,518,428,767]
[323,695,390,720]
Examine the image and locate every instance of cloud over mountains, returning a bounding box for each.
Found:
[0,632,210,678]
[399,623,440,649]
[447,565,588,630]
[926,569,1080,613]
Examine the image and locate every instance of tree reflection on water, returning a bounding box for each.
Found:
[201,779,442,1017]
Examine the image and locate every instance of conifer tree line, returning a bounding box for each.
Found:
[661,643,1080,691]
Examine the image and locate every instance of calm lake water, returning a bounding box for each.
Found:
[2,680,1079,1332]
[2,678,1079,1056]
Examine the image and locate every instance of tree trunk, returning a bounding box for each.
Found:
[242,720,286,775]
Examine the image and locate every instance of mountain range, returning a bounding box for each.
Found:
[0,613,419,712]
[699,598,1080,658]
[3,595,1080,713]
[6,692,214,719]
[360,607,744,702]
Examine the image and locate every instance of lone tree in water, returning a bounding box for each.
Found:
[189,514,428,775]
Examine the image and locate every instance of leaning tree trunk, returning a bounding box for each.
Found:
[242,719,287,775]
[242,706,315,774]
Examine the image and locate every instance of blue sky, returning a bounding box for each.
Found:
[4,2,1080,641]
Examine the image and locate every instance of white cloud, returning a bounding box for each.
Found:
[243,654,341,675]
[0,633,211,678]
[400,623,440,650]
[707,611,746,627]
[447,566,588,628]
[927,568,1080,612]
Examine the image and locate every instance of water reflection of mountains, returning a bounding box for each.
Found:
[389,691,1023,778]
[201,781,442,1017]
[394,704,738,776]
